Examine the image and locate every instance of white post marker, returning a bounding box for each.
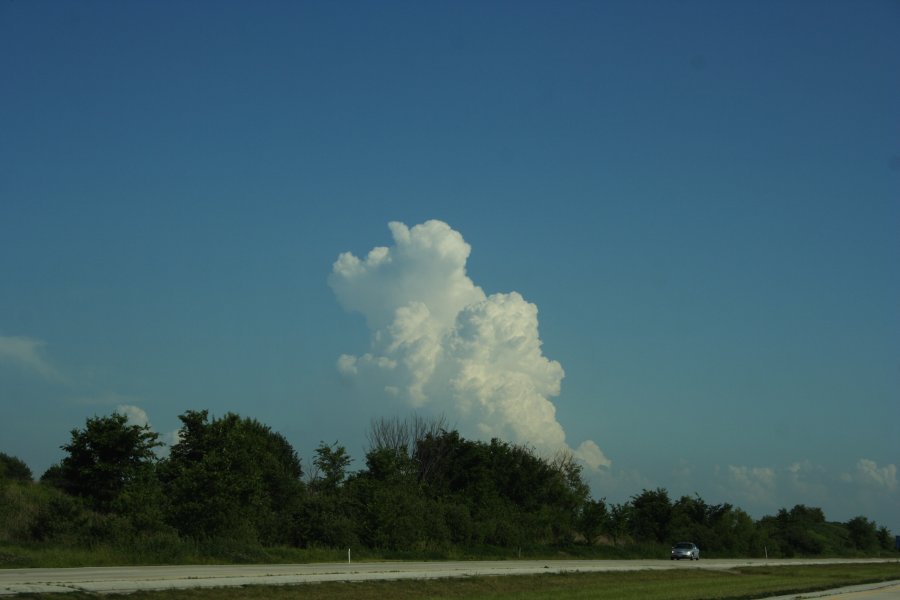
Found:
[348,548,351,564]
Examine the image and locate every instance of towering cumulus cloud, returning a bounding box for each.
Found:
[329,220,610,470]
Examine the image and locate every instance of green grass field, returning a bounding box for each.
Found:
[10,562,900,600]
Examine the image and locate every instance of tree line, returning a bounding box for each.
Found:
[0,411,895,561]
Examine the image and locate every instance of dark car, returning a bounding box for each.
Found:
[670,542,700,560]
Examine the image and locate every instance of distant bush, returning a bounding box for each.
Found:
[0,453,33,483]
[0,481,41,542]
[29,492,93,544]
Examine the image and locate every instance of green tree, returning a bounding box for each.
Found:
[160,410,304,545]
[876,526,893,551]
[350,445,428,549]
[413,432,513,545]
[846,516,878,551]
[711,505,758,555]
[668,494,746,552]
[669,495,710,546]
[310,442,352,492]
[579,498,608,544]
[39,464,68,492]
[298,442,357,548]
[630,488,672,544]
[769,505,827,556]
[412,431,591,546]
[57,413,161,512]
[605,502,631,546]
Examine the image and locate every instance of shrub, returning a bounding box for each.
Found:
[0,453,33,483]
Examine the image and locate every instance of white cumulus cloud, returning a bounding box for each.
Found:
[843,459,898,491]
[115,404,151,428]
[329,220,609,470]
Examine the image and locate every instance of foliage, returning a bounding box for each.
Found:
[605,502,631,546]
[309,442,353,492]
[578,498,608,544]
[876,526,893,550]
[0,479,44,543]
[629,488,672,543]
[159,410,305,546]
[410,432,589,546]
[846,516,879,551]
[56,413,161,513]
[297,442,357,548]
[0,452,33,482]
[1,410,896,563]
[762,504,830,556]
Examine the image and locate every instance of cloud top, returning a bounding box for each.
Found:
[331,221,484,332]
[116,404,151,428]
[329,220,609,470]
[844,459,897,491]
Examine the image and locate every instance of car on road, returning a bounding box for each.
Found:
[670,542,700,560]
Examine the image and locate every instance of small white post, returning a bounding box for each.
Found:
[764,546,768,559]
[348,548,351,564]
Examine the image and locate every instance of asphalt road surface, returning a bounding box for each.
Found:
[764,580,900,599]
[0,558,896,596]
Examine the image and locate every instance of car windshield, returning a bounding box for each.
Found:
[675,543,693,549]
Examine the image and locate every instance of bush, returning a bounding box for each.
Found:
[0,481,41,542]
[29,492,93,544]
[0,453,33,483]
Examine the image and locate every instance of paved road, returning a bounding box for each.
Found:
[0,558,896,596]
[763,580,900,599]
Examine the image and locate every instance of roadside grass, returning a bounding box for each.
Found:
[0,543,357,569]
[0,542,675,569]
[10,562,900,600]
[5,539,896,569]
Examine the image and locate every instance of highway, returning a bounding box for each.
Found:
[764,580,900,600]
[0,558,896,596]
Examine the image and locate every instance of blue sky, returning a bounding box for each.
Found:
[2,1,898,532]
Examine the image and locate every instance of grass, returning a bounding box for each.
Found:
[0,541,685,569]
[0,542,360,569]
[8,562,900,600]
